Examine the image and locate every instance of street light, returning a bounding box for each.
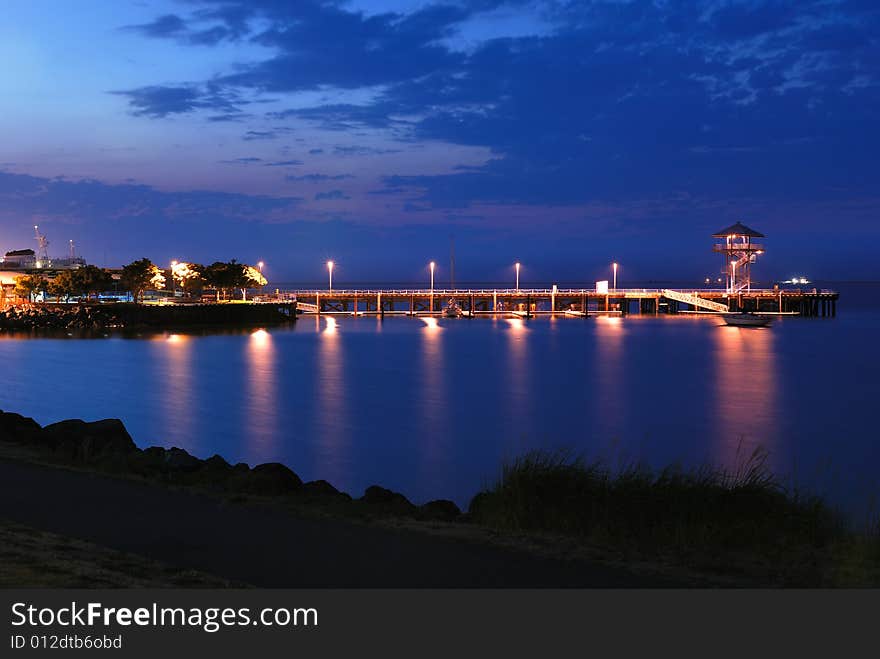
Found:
[327,260,334,291]
[612,262,618,291]
[515,262,521,290]
[257,261,265,296]
[429,261,436,314]
[170,260,178,298]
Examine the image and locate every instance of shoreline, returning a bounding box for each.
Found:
[1,409,878,587]
[0,302,296,333]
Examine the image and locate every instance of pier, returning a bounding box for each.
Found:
[288,288,838,317]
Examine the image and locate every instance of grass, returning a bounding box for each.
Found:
[468,448,880,586]
[0,518,242,588]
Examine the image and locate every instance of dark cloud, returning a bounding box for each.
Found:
[218,157,263,164]
[121,14,188,38]
[113,84,245,118]
[314,189,351,201]
[118,0,880,222]
[270,103,404,131]
[263,159,303,167]
[333,145,402,156]
[286,173,353,182]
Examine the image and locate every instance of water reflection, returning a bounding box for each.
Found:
[417,316,448,489]
[712,326,777,471]
[245,328,278,460]
[314,315,348,484]
[593,316,624,454]
[504,317,533,451]
[155,333,196,452]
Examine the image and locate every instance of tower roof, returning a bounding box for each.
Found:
[712,221,764,238]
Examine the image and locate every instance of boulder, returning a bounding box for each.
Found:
[42,418,136,464]
[163,447,202,472]
[361,485,417,514]
[187,454,236,488]
[0,411,45,445]
[302,479,350,500]
[230,462,303,496]
[127,446,168,476]
[419,499,462,521]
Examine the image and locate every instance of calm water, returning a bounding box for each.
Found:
[1,283,878,513]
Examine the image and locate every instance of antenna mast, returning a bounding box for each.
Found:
[449,235,456,291]
[34,225,49,263]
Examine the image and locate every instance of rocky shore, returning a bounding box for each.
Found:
[0,410,461,522]
[0,303,295,332]
[0,305,123,331]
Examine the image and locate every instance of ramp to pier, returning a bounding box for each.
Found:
[662,290,728,312]
[296,301,319,313]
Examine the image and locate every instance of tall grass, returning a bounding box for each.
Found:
[469,448,876,584]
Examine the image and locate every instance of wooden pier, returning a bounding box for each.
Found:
[287,288,838,318]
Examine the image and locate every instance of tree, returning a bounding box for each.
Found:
[170,262,206,298]
[121,258,165,303]
[240,265,267,300]
[47,271,77,302]
[203,261,243,301]
[74,265,114,300]
[14,274,45,302]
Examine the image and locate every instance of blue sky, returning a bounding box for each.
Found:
[0,0,878,282]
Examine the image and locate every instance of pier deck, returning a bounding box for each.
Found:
[286,288,838,317]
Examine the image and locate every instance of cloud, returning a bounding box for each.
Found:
[113,84,245,118]
[286,173,353,182]
[333,145,402,156]
[218,157,263,164]
[262,159,303,167]
[121,14,188,39]
[314,189,351,201]
[116,0,880,218]
[242,130,277,140]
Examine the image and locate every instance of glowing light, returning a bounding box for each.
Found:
[421,317,440,331]
[515,262,521,290]
[324,316,338,335]
[166,333,183,343]
[326,260,334,291]
[250,328,270,346]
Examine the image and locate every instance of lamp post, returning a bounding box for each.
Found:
[170,260,178,298]
[257,261,265,296]
[515,262,521,291]
[429,261,435,314]
[612,262,618,291]
[327,260,334,291]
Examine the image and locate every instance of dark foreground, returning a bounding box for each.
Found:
[1,409,877,587]
[0,459,666,588]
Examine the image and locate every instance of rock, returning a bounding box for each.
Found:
[361,485,417,514]
[230,462,303,496]
[0,410,44,445]
[164,447,202,472]
[419,499,461,521]
[302,479,350,500]
[203,454,232,470]
[43,418,136,464]
[127,446,167,476]
[186,454,235,488]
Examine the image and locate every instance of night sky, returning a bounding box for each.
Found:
[1,0,878,283]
